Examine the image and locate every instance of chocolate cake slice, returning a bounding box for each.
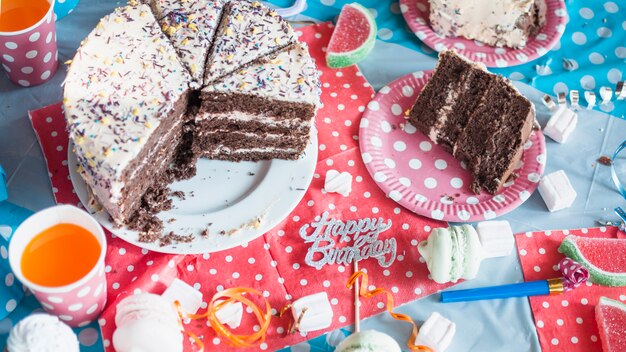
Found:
[198,42,321,161]
[408,50,535,194]
[64,4,192,225]
[203,0,296,83]
[429,0,547,49]
[143,0,225,86]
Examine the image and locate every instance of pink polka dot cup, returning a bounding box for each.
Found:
[0,0,58,87]
[8,205,107,327]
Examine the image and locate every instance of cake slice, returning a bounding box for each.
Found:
[64,4,192,225]
[428,0,547,48]
[203,0,296,83]
[142,0,225,86]
[408,50,534,194]
[198,42,321,161]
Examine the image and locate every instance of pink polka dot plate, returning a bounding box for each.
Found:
[359,71,546,222]
[68,132,318,254]
[399,0,566,67]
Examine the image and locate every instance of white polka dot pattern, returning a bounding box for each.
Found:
[516,226,626,352]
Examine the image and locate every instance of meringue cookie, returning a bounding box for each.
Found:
[7,314,79,352]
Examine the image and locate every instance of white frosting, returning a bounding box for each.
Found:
[418,225,484,284]
[204,42,321,106]
[429,0,547,48]
[195,111,310,130]
[64,4,191,221]
[335,330,402,352]
[203,0,296,83]
[7,314,79,352]
[145,0,225,85]
[206,146,299,156]
[113,293,183,352]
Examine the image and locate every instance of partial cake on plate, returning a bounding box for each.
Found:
[428,0,547,48]
[408,50,535,194]
[63,1,321,241]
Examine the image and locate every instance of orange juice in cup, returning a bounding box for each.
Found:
[21,223,101,287]
[9,205,107,327]
[0,0,51,32]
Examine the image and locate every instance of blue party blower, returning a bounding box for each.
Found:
[440,278,564,303]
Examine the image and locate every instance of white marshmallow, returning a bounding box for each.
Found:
[291,292,333,332]
[416,312,456,352]
[475,220,514,258]
[616,81,625,100]
[569,90,579,109]
[324,170,353,197]
[538,170,577,212]
[214,300,243,329]
[161,279,203,314]
[543,106,577,144]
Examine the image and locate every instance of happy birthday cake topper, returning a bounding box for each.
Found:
[299,212,397,269]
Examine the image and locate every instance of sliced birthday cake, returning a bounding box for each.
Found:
[63,1,321,236]
[428,0,547,48]
[408,50,535,194]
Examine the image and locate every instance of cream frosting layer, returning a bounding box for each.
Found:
[145,0,225,85]
[429,0,547,48]
[203,0,296,83]
[7,314,79,352]
[64,4,191,219]
[204,42,321,106]
[195,111,311,129]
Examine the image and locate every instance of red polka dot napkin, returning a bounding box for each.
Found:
[28,23,448,351]
[515,226,626,352]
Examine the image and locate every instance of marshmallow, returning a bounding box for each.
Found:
[291,292,333,332]
[213,300,243,329]
[416,312,456,352]
[584,91,596,109]
[538,170,577,212]
[324,170,353,197]
[543,106,577,144]
[161,279,203,314]
[475,220,515,258]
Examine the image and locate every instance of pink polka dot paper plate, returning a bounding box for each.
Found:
[399,0,566,67]
[359,71,546,222]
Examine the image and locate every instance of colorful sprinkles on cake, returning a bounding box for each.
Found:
[203,0,296,83]
[63,4,191,223]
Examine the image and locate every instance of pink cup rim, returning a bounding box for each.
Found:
[8,204,107,294]
[0,0,55,36]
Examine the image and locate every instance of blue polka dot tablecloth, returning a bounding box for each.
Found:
[0,202,103,351]
[268,0,625,118]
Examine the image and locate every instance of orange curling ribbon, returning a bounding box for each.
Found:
[347,271,433,352]
[174,288,272,349]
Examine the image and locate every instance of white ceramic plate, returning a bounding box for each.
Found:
[69,130,318,254]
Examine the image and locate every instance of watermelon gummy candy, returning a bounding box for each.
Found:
[558,235,626,286]
[596,297,626,352]
[326,3,376,68]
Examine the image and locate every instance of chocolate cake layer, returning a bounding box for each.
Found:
[202,147,303,162]
[408,50,535,194]
[200,92,316,120]
[117,92,191,222]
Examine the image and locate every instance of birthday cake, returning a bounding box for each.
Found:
[408,50,535,194]
[428,0,547,49]
[63,1,321,233]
